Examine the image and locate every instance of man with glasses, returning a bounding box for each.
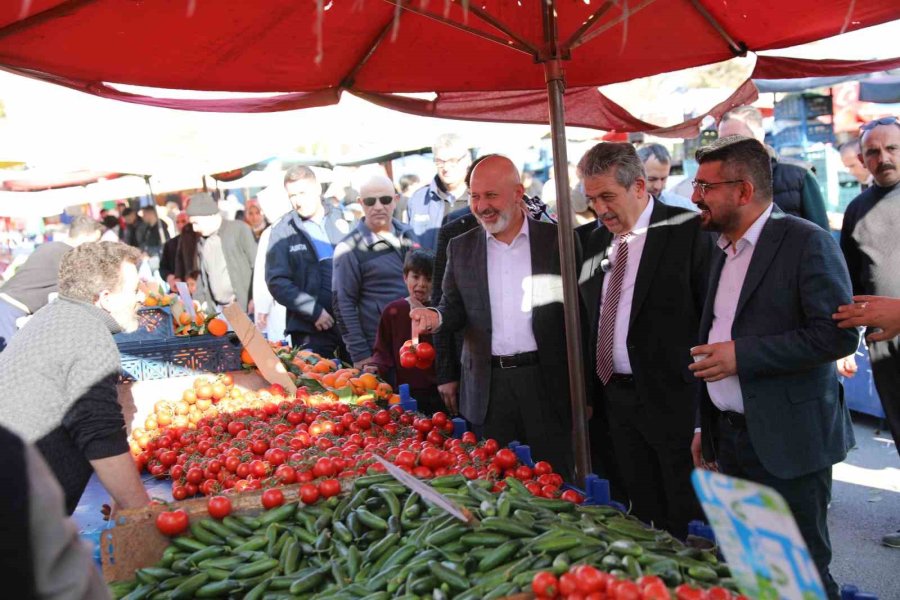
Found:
[689,136,858,599]
[333,176,419,369]
[406,133,471,250]
[265,166,346,355]
[838,115,900,549]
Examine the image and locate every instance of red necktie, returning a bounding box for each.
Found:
[596,233,632,384]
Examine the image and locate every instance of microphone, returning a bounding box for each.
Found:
[599,258,612,274]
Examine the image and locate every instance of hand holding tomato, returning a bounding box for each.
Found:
[399,340,435,370]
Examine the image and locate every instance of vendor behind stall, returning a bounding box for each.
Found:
[0,241,150,515]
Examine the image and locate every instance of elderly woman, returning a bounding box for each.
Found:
[243,199,269,242]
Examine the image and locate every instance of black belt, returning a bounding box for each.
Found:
[491,351,539,369]
[720,410,746,429]
[607,373,635,384]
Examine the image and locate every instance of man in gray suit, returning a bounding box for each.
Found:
[688,136,858,599]
[411,155,574,476]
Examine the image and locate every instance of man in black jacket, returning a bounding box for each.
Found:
[266,166,344,354]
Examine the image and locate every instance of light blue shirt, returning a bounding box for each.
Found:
[658,190,698,212]
[706,204,774,414]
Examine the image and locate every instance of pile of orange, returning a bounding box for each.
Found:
[284,351,399,405]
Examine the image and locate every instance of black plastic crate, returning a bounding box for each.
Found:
[113,307,174,343]
[774,93,833,121]
[118,333,243,382]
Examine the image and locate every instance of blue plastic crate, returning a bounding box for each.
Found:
[112,306,174,343]
[774,93,833,121]
[118,333,243,381]
[774,121,834,148]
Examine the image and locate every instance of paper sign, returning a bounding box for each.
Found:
[222,303,297,395]
[692,470,826,600]
[174,282,195,318]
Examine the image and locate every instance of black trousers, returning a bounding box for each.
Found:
[716,416,839,600]
[291,329,342,359]
[485,364,574,481]
[869,338,900,459]
[604,380,702,539]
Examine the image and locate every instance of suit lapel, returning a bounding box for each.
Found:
[580,226,612,334]
[700,250,725,342]
[473,229,492,322]
[628,200,667,329]
[735,212,787,319]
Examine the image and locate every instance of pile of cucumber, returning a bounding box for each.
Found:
[110,473,733,600]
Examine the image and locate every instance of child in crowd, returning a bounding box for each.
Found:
[370,249,442,415]
[186,270,200,297]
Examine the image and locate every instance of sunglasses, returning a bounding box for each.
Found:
[362,195,393,207]
[860,116,899,132]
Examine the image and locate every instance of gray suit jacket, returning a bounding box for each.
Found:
[698,208,859,479]
[438,218,572,426]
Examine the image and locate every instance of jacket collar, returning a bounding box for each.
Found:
[58,296,123,334]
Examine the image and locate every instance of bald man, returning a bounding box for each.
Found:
[333,175,420,368]
[411,156,575,476]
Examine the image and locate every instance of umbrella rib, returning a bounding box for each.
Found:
[560,1,616,52]
[684,0,746,55]
[462,2,540,55]
[381,0,536,57]
[569,0,657,51]
[339,17,396,89]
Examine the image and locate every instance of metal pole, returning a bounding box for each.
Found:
[543,57,592,487]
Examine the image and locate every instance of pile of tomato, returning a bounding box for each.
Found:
[532,567,745,600]
[399,339,436,370]
[134,392,579,503]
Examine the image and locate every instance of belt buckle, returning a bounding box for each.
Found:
[498,355,514,369]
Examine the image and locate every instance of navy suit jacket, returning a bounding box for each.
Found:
[698,208,859,479]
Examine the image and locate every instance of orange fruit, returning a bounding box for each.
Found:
[195,313,206,327]
[207,318,228,336]
[160,295,172,306]
[211,381,227,400]
[241,348,255,365]
[376,382,393,398]
[182,389,197,404]
[321,373,338,388]
[178,312,191,326]
[358,373,379,391]
[144,295,159,307]
[313,360,333,374]
[388,394,401,405]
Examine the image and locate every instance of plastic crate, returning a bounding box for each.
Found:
[118,333,243,382]
[774,121,834,148]
[841,584,879,600]
[112,307,174,343]
[774,93,833,121]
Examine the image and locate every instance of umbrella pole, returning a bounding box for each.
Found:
[544,58,592,488]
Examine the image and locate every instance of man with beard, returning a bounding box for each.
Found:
[837,116,900,549]
[689,136,857,599]
[410,155,574,477]
[0,242,151,514]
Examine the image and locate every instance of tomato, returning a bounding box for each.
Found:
[494,448,518,470]
[250,439,269,455]
[461,431,477,444]
[395,450,417,468]
[614,580,641,600]
[525,481,543,495]
[264,448,287,466]
[419,447,444,469]
[158,450,177,467]
[200,479,218,496]
[261,488,285,509]
[514,465,534,481]
[426,429,445,446]
[461,466,478,480]
[236,463,251,479]
[227,421,244,436]
[299,483,320,505]
[249,460,271,478]
[185,467,204,485]
[415,356,433,370]
[483,438,500,455]
[275,464,296,484]
[641,582,670,600]
[172,485,188,501]
[155,509,189,536]
[674,585,704,600]
[412,465,433,478]
[207,495,232,519]
[318,478,341,498]
[373,410,391,426]
[415,342,436,361]
[399,352,418,369]
[533,460,553,476]
[572,565,605,594]
[560,489,584,503]
[313,457,334,478]
[703,587,733,600]
[559,572,578,596]
[531,571,559,598]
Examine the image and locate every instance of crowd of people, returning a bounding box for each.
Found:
[0,112,897,599]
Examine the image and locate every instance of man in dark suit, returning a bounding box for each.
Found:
[411,155,574,476]
[576,142,712,538]
[688,135,858,599]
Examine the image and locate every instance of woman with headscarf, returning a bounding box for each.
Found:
[243,199,269,242]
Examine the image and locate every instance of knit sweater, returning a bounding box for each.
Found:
[0,296,128,513]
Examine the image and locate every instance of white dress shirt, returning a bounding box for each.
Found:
[486,216,539,356]
[600,199,653,374]
[706,204,774,414]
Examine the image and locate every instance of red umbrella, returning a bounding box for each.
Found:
[2,0,897,483]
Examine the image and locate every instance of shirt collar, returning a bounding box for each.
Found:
[630,198,654,237]
[486,213,530,246]
[358,218,398,247]
[716,203,773,252]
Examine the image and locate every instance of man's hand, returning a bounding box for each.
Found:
[438,381,459,415]
[315,310,335,331]
[689,341,737,382]
[90,452,151,512]
[691,431,718,471]
[353,356,374,370]
[834,295,900,342]
[247,299,255,316]
[410,307,440,340]
[256,312,268,331]
[836,354,858,378]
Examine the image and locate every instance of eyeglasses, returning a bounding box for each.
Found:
[691,179,744,198]
[434,154,469,169]
[860,116,899,132]
[362,195,393,207]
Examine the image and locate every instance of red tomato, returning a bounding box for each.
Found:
[641,582,670,600]
[461,466,478,480]
[483,438,500,454]
[559,572,578,596]
[614,580,641,600]
[226,421,244,436]
[560,489,584,503]
[158,450,177,467]
[461,431,477,445]
[419,447,444,469]
[426,429,445,446]
[171,485,188,501]
[207,495,232,519]
[185,467,204,485]
[395,450,417,468]
[675,585,704,600]
[514,465,534,481]
[415,342,436,361]
[373,410,391,426]
[250,439,269,455]
[412,465,433,478]
[531,571,559,598]
[572,565,605,593]
[264,448,287,466]
[261,488,285,509]
[313,457,334,478]
[299,483,320,505]
[399,352,418,369]
[415,356,433,370]
[533,460,553,476]
[155,509,189,536]
[236,463,251,479]
[318,478,341,498]
[275,464,296,484]
[494,448,518,470]
[249,460,271,478]
[703,587,733,600]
